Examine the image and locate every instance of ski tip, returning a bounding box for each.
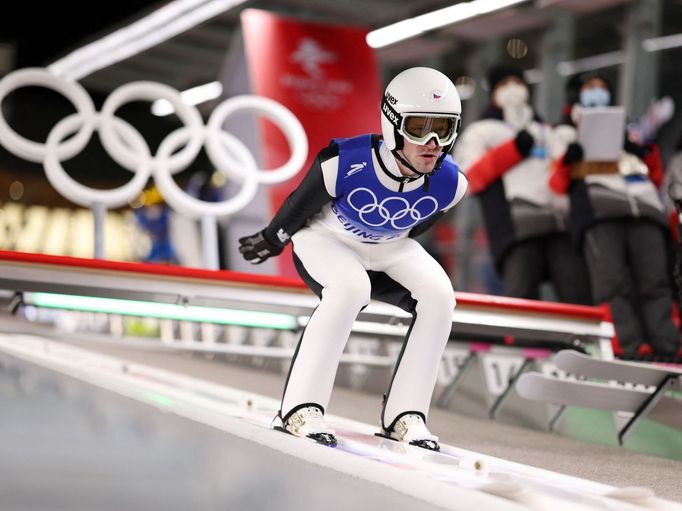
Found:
[308,432,337,447]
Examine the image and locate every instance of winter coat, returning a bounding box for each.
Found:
[455,106,568,267]
[548,123,666,245]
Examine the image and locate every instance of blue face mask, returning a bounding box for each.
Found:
[580,88,611,107]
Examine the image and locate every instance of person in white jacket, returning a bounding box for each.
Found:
[455,64,591,304]
[549,71,679,360]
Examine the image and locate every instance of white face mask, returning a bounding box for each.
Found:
[493,82,529,108]
[503,103,533,130]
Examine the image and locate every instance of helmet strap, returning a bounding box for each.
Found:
[391,149,434,193]
[433,139,455,171]
[392,137,454,175]
[392,149,420,175]
[394,128,404,151]
[392,137,454,193]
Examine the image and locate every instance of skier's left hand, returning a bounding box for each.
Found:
[238,229,283,264]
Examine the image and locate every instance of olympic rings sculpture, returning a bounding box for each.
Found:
[346,187,439,229]
[0,68,308,219]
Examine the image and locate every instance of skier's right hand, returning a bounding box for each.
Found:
[238,229,283,264]
[563,142,584,165]
[623,138,650,158]
[514,129,534,158]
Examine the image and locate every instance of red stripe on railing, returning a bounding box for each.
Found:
[0,250,609,320]
[0,250,307,290]
[453,291,608,320]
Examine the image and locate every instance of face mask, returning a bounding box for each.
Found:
[580,88,610,107]
[493,82,529,108]
[503,104,533,130]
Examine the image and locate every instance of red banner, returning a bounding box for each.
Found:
[241,9,382,276]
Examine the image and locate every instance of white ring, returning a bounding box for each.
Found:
[0,69,309,226]
[206,95,308,184]
[100,81,204,173]
[0,68,96,162]
[44,114,153,208]
[153,127,259,219]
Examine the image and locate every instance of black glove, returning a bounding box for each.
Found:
[623,138,650,159]
[514,129,534,157]
[563,142,584,165]
[238,229,284,264]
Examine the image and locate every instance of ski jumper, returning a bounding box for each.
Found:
[264,134,468,430]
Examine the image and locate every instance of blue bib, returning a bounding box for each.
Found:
[331,135,461,241]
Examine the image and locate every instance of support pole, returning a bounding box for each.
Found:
[201,215,220,270]
[92,202,106,259]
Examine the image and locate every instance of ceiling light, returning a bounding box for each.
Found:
[49,0,247,80]
[366,0,529,49]
[49,0,212,76]
[643,33,682,52]
[556,51,625,76]
[152,81,223,116]
[506,38,528,59]
[518,52,624,87]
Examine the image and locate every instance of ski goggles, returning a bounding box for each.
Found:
[400,113,461,147]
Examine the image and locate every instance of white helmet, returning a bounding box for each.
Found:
[381,67,462,152]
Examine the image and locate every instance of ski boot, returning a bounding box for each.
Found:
[273,405,337,447]
[378,412,440,451]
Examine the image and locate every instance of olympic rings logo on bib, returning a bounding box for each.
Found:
[346,187,439,229]
[0,68,308,219]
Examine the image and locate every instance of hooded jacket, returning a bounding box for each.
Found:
[455,105,569,267]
